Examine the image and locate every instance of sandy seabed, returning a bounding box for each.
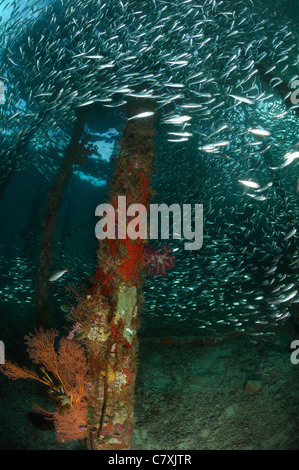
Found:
[0,331,298,450]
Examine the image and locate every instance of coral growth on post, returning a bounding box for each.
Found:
[69,98,157,450]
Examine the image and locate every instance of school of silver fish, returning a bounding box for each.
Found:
[0,0,298,338]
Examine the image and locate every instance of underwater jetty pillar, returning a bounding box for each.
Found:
[35,108,89,329]
[84,99,156,450]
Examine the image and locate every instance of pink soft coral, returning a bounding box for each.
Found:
[143,244,176,277]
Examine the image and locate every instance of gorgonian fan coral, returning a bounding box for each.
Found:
[0,329,89,443]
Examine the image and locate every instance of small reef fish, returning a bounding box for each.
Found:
[49,266,71,282]
[60,303,71,313]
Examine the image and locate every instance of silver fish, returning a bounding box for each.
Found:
[49,266,71,282]
[248,128,271,136]
[238,180,260,189]
[228,94,255,105]
[283,228,297,241]
[128,111,155,120]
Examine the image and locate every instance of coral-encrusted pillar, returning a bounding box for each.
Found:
[85,99,156,450]
[35,108,91,328]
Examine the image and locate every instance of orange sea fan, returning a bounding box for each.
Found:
[54,400,88,442]
[0,361,49,385]
[24,328,60,378]
[0,328,89,442]
[57,337,89,404]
